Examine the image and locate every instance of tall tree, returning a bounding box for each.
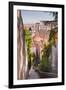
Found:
[53,12,58,21]
[17,10,25,80]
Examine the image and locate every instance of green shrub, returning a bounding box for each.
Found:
[24,28,32,67]
[38,28,57,72]
[39,55,51,72]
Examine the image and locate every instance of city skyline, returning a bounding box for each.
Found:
[21,10,56,24]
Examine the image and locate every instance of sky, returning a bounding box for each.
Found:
[21,10,55,24]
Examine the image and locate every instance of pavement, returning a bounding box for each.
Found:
[28,66,40,79]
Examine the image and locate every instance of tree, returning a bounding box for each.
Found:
[24,28,32,70]
[17,10,26,80]
[53,12,58,21]
[38,12,58,72]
